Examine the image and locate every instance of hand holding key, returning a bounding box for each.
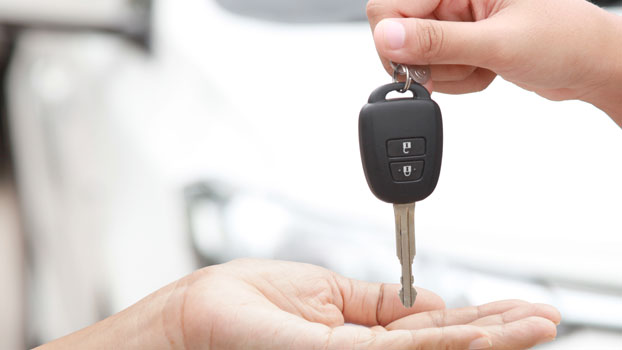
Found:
[367,0,622,126]
[38,259,560,350]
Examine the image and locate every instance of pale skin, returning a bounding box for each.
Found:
[38,259,560,350]
[368,0,622,127]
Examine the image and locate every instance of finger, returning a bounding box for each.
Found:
[433,68,497,94]
[324,324,491,350]
[424,79,434,94]
[470,303,561,327]
[366,0,441,30]
[430,64,477,82]
[366,0,480,30]
[482,316,558,350]
[373,17,504,67]
[433,0,477,22]
[334,275,445,327]
[380,326,491,350]
[386,299,529,330]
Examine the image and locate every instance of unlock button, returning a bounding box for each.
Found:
[390,161,424,182]
[387,138,425,157]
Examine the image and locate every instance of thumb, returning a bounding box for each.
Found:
[373,18,501,68]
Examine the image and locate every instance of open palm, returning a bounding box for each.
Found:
[164,259,559,349]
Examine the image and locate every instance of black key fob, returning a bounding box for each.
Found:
[359,82,443,204]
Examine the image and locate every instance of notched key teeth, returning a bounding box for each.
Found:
[398,287,417,308]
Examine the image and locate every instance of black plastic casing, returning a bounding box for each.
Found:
[359,83,443,204]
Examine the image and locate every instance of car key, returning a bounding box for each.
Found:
[359,73,443,308]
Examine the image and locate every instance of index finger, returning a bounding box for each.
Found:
[366,0,440,30]
[366,0,478,30]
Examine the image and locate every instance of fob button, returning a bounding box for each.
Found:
[390,161,424,182]
[387,138,425,157]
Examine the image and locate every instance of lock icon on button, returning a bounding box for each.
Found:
[403,165,412,177]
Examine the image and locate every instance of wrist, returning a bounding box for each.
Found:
[36,282,180,349]
[581,12,622,127]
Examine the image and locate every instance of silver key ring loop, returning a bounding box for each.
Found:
[391,61,403,83]
[391,63,412,93]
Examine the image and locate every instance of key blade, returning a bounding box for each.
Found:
[399,286,417,308]
[394,203,417,308]
[393,203,415,265]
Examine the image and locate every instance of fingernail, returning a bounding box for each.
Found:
[469,337,492,350]
[379,20,405,50]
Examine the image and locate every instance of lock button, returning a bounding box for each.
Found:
[387,138,425,157]
[390,161,424,182]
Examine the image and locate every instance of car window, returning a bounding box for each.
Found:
[213,0,368,23]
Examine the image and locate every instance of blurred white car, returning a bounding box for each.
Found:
[7,0,622,346]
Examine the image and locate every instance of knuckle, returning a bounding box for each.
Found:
[415,20,445,61]
[427,310,446,328]
[490,46,513,69]
[484,31,514,68]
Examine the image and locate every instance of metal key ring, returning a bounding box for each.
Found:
[391,63,412,93]
[391,61,405,83]
[390,61,402,79]
[390,61,431,87]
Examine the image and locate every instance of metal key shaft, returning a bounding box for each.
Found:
[394,203,417,308]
